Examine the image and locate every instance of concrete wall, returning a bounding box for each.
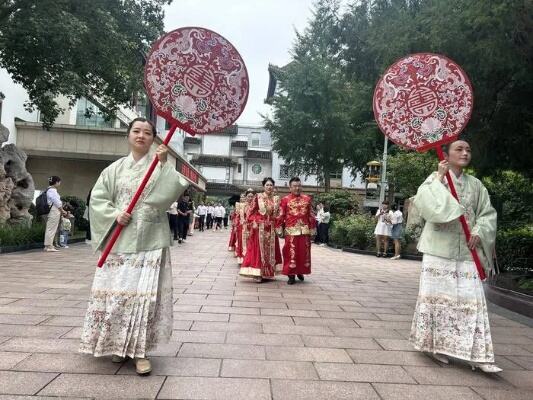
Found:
[27,156,111,199]
[203,135,230,156]
[201,166,228,181]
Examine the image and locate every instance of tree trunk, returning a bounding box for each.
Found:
[324,173,331,193]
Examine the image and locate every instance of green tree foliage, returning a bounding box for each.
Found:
[387,150,437,198]
[339,0,533,177]
[482,171,533,229]
[269,0,533,186]
[0,0,172,127]
[265,0,382,191]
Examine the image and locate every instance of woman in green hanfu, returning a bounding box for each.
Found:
[410,139,501,373]
[79,117,188,375]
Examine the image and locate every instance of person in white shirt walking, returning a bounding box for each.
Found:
[214,204,225,231]
[390,204,404,260]
[206,203,215,230]
[167,200,178,240]
[319,205,331,246]
[196,202,207,232]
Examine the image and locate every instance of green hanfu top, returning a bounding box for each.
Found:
[413,172,497,273]
[90,152,189,254]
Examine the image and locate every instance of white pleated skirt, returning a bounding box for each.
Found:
[79,248,173,358]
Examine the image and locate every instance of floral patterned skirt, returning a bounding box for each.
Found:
[410,254,494,363]
[79,248,173,358]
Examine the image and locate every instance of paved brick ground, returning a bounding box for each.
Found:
[0,230,532,399]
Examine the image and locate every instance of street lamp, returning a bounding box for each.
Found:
[379,136,388,204]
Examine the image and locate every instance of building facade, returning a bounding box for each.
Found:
[1,68,206,199]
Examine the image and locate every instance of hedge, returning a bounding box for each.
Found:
[496,226,533,273]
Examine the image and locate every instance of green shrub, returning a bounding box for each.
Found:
[314,190,360,218]
[496,226,533,273]
[62,195,88,232]
[483,171,533,230]
[330,213,376,249]
[0,222,46,247]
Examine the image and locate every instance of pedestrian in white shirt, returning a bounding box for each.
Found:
[196,203,207,232]
[167,200,178,240]
[44,176,66,252]
[319,205,331,246]
[214,204,224,231]
[374,200,393,257]
[206,204,215,230]
[390,204,404,260]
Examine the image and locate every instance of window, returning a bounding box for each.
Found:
[330,170,343,179]
[76,97,114,128]
[279,164,290,179]
[237,164,242,173]
[251,132,260,147]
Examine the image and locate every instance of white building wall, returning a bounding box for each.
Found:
[200,166,227,181]
[203,135,230,155]
[342,167,366,189]
[246,159,272,182]
[1,68,40,143]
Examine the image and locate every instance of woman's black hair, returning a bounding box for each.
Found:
[127,117,156,136]
[262,177,275,186]
[442,136,469,154]
[48,176,61,185]
[391,204,398,211]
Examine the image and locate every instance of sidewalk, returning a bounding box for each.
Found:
[0,230,531,399]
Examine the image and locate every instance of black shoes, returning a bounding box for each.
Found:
[297,274,305,281]
[287,275,296,285]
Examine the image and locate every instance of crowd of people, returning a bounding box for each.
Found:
[37,121,501,377]
[228,177,316,285]
[167,197,229,243]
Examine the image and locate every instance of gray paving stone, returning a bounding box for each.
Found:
[118,356,221,377]
[266,346,353,363]
[0,370,57,395]
[226,332,304,346]
[167,330,226,344]
[403,366,512,388]
[0,324,71,338]
[262,323,333,336]
[374,383,483,399]
[179,343,265,360]
[221,359,318,380]
[0,351,31,369]
[303,335,381,349]
[348,349,438,366]
[0,338,81,354]
[39,373,165,398]
[158,377,271,400]
[191,321,262,332]
[13,353,120,374]
[315,362,416,383]
[0,314,49,325]
[471,387,533,400]
[498,370,533,389]
[271,379,379,400]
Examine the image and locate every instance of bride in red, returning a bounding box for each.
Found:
[239,178,282,283]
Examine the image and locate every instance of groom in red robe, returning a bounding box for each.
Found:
[276,177,316,285]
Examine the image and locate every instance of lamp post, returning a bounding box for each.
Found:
[379,136,388,204]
